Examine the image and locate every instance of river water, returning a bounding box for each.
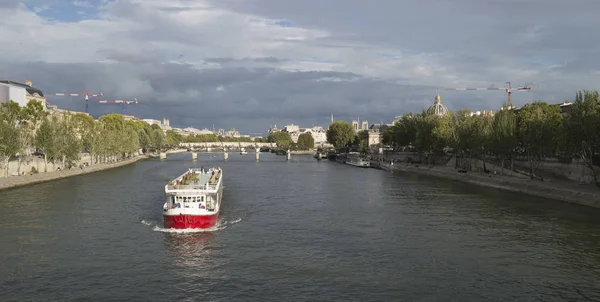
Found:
[1,152,600,301]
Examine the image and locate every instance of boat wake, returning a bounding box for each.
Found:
[141,217,242,233]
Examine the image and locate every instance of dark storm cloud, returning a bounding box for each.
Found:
[1,60,489,132]
[2,0,596,135]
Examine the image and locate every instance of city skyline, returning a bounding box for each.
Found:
[1,1,598,134]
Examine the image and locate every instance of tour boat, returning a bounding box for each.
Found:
[346,152,371,168]
[240,147,248,155]
[163,167,224,229]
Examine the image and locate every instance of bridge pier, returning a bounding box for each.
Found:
[224,149,229,161]
[287,149,291,161]
[159,152,166,160]
[256,149,260,162]
[207,147,212,152]
[192,152,197,161]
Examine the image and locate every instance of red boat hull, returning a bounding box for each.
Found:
[163,213,219,229]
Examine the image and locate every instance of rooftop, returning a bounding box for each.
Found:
[0,79,44,97]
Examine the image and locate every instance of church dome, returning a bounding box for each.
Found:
[427,93,449,116]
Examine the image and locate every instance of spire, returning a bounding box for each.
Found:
[331,112,334,124]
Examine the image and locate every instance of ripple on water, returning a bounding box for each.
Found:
[140,217,242,233]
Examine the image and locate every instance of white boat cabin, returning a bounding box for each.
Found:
[164,167,222,212]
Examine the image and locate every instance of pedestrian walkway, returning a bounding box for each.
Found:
[381,162,600,208]
[0,156,148,191]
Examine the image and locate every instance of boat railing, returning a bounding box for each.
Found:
[166,183,219,191]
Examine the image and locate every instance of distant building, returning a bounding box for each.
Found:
[278,124,328,145]
[268,124,281,135]
[0,79,47,108]
[427,93,449,116]
[122,115,141,121]
[363,123,393,147]
[469,110,494,117]
[510,100,574,117]
[225,128,241,137]
[177,127,215,136]
[46,105,90,117]
[143,119,162,126]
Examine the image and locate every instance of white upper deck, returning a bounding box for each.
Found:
[165,167,223,194]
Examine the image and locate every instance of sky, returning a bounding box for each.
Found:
[1,0,599,136]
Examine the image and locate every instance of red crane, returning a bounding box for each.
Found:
[49,89,103,113]
[444,81,531,108]
[93,98,139,114]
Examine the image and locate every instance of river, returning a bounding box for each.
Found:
[1,152,600,301]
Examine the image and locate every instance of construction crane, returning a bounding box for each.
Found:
[93,98,139,114]
[49,89,103,113]
[444,82,531,108]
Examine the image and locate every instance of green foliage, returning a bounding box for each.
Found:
[384,93,600,181]
[490,106,518,162]
[267,131,292,147]
[165,130,182,147]
[563,90,600,184]
[0,101,22,177]
[517,101,563,160]
[297,132,315,149]
[326,121,355,150]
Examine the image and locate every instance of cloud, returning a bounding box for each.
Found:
[1,0,598,135]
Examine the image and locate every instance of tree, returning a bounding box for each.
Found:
[0,104,21,177]
[297,132,315,149]
[98,114,125,131]
[563,90,600,185]
[490,106,518,175]
[34,117,55,172]
[517,101,564,179]
[413,112,437,154]
[53,113,82,169]
[165,130,182,147]
[267,131,292,148]
[394,114,418,148]
[326,121,355,150]
[71,113,96,162]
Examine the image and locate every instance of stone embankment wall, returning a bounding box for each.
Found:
[2,153,125,177]
[375,161,600,209]
[379,151,596,183]
[0,155,148,191]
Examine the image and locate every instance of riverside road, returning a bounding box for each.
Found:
[1,153,600,301]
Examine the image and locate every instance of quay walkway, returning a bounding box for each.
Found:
[0,155,148,191]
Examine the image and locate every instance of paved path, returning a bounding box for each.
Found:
[376,161,600,208]
[0,155,148,191]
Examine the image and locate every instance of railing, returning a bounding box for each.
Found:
[166,183,219,191]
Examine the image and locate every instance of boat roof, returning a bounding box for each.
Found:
[166,168,222,193]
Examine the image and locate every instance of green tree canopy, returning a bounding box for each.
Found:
[564,90,600,185]
[326,121,355,150]
[297,132,315,149]
[267,131,292,147]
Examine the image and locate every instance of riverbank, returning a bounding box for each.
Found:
[377,161,600,208]
[0,155,149,191]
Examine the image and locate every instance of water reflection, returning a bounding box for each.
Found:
[164,232,224,279]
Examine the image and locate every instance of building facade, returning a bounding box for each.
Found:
[0,80,47,108]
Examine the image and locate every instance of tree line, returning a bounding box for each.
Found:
[379,90,600,185]
[325,121,369,152]
[0,100,182,177]
[267,131,315,149]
